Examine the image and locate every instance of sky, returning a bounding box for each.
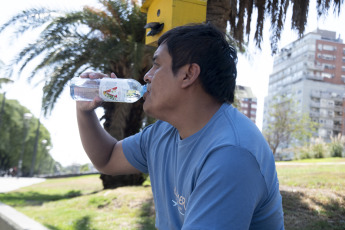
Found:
[0,0,344,166]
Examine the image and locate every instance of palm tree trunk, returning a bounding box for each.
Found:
[99,59,151,189]
[100,101,146,189]
[206,0,231,32]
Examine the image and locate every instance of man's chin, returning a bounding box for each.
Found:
[143,104,157,119]
[143,103,150,115]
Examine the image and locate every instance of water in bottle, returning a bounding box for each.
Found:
[70,77,147,103]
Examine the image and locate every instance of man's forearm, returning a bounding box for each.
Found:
[76,106,117,169]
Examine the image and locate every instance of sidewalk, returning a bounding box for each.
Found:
[0,177,46,193]
[0,177,48,230]
[276,161,345,166]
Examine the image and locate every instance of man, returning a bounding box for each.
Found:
[76,23,284,229]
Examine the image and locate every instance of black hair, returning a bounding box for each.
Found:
[158,23,237,103]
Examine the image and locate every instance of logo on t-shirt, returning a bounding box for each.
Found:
[172,187,186,216]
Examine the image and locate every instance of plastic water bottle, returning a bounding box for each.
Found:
[70,77,147,103]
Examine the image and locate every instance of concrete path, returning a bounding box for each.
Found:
[0,177,48,230]
[276,161,345,166]
[0,177,46,193]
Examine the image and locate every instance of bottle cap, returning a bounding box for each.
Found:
[141,84,147,97]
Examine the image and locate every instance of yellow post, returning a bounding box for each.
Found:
[141,0,207,46]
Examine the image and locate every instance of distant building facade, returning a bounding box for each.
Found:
[236,85,257,124]
[264,29,345,154]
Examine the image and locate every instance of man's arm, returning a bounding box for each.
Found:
[76,72,141,175]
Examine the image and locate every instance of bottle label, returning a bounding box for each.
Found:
[99,79,124,102]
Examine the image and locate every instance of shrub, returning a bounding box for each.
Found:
[330,143,343,157]
[311,137,327,159]
[330,134,344,157]
[313,143,325,158]
[297,145,312,159]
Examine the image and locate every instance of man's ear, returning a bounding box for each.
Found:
[181,63,200,88]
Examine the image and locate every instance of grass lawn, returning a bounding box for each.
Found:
[0,175,155,230]
[0,158,344,230]
[278,157,345,164]
[276,158,345,230]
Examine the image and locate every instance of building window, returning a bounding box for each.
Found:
[324,64,335,70]
[322,73,333,78]
[322,45,336,51]
[318,53,336,60]
[341,75,345,83]
[343,57,345,63]
[342,66,345,72]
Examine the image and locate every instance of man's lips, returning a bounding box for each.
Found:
[143,85,150,101]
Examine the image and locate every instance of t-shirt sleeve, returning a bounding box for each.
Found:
[122,126,151,174]
[182,146,269,230]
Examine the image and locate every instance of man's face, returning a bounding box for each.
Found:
[142,43,183,120]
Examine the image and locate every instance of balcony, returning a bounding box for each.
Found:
[311,91,321,98]
[309,111,320,117]
[334,106,343,112]
[320,93,332,99]
[306,74,323,81]
[306,64,324,71]
[334,125,343,131]
[310,101,320,107]
[320,123,334,129]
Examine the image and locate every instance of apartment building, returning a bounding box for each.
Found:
[263,29,345,150]
[236,85,257,124]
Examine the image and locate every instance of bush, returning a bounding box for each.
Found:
[330,143,343,157]
[330,134,344,157]
[310,137,328,159]
[298,146,312,159]
[312,143,325,158]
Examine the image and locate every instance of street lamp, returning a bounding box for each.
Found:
[36,139,51,176]
[0,78,13,130]
[17,112,32,177]
[29,118,41,177]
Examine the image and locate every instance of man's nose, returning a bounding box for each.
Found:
[143,71,152,83]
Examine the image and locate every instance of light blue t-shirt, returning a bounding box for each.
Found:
[123,103,284,229]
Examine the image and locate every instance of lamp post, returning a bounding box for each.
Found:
[0,79,13,130]
[0,92,6,130]
[17,113,32,177]
[29,118,41,177]
[36,139,51,176]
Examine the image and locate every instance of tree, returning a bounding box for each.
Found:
[205,0,344,54]
[263,95,318,155]
[0,96,54,176]
[0,0,154,186]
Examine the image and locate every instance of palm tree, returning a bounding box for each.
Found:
[0,0,155,188]
[203,0,344,54]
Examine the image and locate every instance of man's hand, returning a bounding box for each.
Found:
[76,72,117,112]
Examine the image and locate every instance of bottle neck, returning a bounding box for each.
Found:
[141,84,147,97]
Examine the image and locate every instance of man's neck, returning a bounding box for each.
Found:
[171,98,222,140]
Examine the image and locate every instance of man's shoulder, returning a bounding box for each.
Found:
[149,120,174,132]
[220,103,265,141]
[141,120,176,141]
